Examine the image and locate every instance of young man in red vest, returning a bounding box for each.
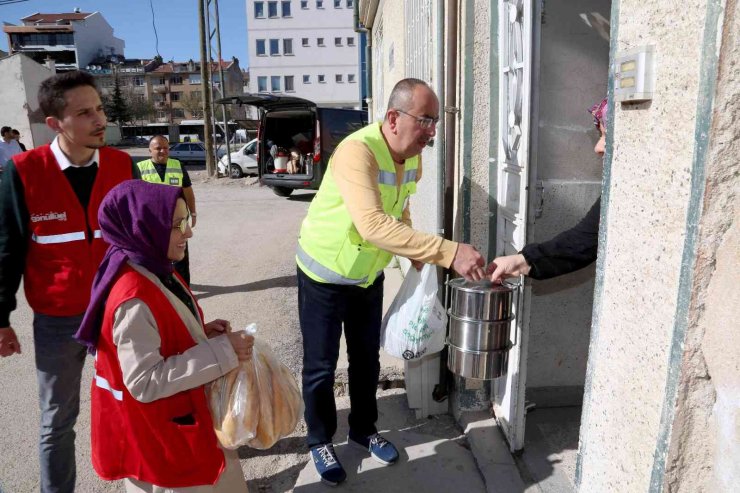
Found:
[0,70,139,493]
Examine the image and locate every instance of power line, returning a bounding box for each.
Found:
[0,0,30,6]
[149,0,160,57]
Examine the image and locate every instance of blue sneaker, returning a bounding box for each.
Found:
[310,443,346,486]
[348,431,399,465]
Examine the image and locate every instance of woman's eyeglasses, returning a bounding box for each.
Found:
[396,109,439,129]
[173,214,192,234]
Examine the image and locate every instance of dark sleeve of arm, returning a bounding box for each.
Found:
[0,160,29,326]
[180,166,192,188]
[131,157,142,179]
[520,197,601,280]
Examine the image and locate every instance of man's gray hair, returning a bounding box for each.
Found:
[385,78,430,116]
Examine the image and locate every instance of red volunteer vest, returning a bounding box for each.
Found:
[91,266,225,487]
[13,145,132,316]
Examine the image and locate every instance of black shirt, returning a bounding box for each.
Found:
[520,197,601,280]
[152,160,192,188]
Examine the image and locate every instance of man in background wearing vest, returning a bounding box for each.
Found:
[0,70,139,493]
[296,78,487,485]
[136,135,196,284]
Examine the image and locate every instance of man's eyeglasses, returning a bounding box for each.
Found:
[396,109,439,129]
[173,213,192,234]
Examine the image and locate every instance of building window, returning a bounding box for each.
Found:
[335,37,342,46]
[171,92,182,101]
[318,74,325,83]
[157,111,167,120]
[189,74,201,84]
[302,38,309,47]
[347,36,355,46]
[283,39,294,55]
[301,0,308,7]
[282,1,292,16]
[317,37,324,47]
[254,2,265,17]
[191,90,202,100]
[269,39,280,55]
[348,74,356,83]
[285,75,295,92]
[257,76,268,92]
[173,108,185,118]
[303,74,310,84]
[316,0,323,8]
[158,77,166,85]
[171,75,183,85]
[346,0,354,6]
[335,74,343,83]
[133,76,144,86]
[256,39,266,56]
[271,75,281,92]
[334,0,341,7]
[268,1,279,17]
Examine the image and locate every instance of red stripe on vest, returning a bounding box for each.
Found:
[92,266,225,487]
[13,145,132,316]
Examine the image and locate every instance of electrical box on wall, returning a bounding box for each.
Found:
[614,45,655,103]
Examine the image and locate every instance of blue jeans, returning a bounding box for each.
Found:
[33,313,87,493]
[297,268,383,447]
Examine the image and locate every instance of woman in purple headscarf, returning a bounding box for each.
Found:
[75,180,252,492]
[488,97,607,281]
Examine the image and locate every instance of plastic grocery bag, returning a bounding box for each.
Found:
[380,263,447,360]
[208,324,304,450]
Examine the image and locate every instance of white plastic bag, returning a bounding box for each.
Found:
[380,263,447,360]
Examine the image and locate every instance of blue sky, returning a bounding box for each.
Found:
[0,0,249,67]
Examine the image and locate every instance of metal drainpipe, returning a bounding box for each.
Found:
[433,0,459,403]
[354,1,372,115]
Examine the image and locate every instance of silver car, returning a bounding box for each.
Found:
[168,142,226,165]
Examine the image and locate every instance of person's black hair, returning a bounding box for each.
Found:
[38,70,99,119]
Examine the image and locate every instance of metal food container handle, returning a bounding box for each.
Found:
[502,278,523,347]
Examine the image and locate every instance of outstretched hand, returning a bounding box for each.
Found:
[204,319,231,338]
[451,243,487,281]
[487,253,531,283]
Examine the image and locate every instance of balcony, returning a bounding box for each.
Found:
[153,85,169,94]
[154,101,167,109]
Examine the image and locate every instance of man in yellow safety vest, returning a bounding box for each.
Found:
[137,135,197,283]
[296,78,487,486]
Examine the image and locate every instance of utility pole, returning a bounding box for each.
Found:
[205,0,231,175]
[198,0,216,175]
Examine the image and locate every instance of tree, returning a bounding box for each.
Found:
[125,89,156,126]
[180,92,204,119]
[104,74,130,127]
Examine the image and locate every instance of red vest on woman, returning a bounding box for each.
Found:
[91,266,225,487]
[12,145,132,316]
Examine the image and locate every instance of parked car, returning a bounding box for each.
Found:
[216,94,368,197]
[217,139,258,178]
[168,142,226,165]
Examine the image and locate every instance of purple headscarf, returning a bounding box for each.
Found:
[589,97,608,129]
[75,180,184,350]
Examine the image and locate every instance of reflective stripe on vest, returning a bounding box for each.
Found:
[95,373,123,401]
[31,230,103,244]
[378,168,417,187]
[297,243,383,286]
[32,231,86,244]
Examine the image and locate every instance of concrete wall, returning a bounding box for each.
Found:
[246,0,359,106]
[663,0,740,490]
[0,54,55,149]
[577,0,732,489]
[526,0,610,395]
[459,0,493,256]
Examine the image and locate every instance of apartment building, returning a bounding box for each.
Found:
[3,10,124,71]
[246,0,360,108]
[91,57,245,125]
